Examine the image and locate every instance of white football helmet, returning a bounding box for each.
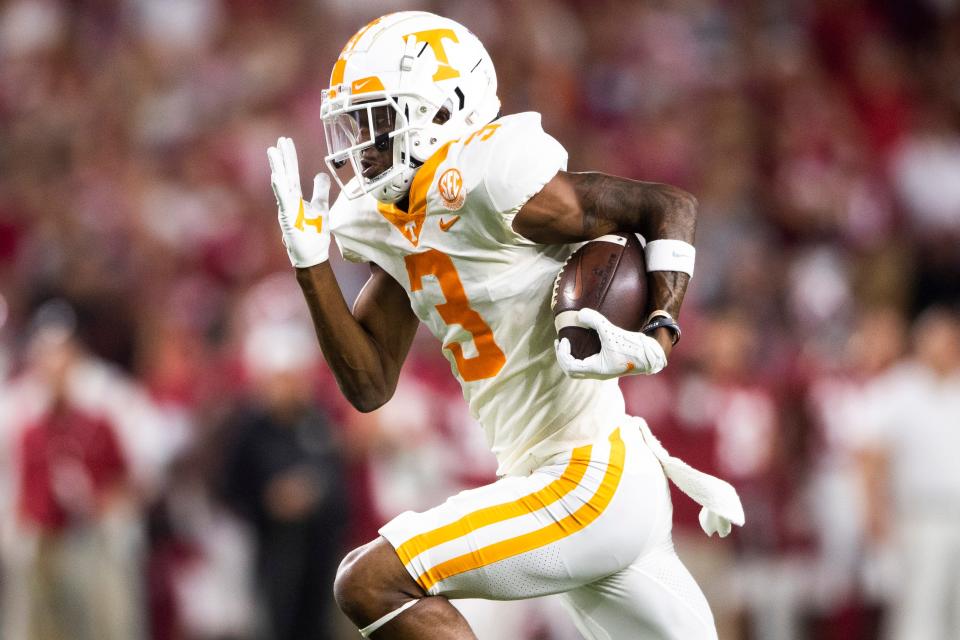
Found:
[321,12,500,204]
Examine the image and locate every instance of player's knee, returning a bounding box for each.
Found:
[334,538,419,625]
[334,544,375,622]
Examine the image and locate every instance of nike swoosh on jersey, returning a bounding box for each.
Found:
[439,216,461,231]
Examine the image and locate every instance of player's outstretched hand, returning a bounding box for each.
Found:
[268,137,331,268]
[555,308,667,379]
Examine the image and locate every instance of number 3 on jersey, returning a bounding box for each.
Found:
[405,250,506,382]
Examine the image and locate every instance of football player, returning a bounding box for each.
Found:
[268,11,744,639]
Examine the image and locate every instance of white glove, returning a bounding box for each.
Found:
[699,508,733,538]
[267,136,331,268]
[555,308,667,379]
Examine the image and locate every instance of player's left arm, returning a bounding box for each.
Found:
[513,171,697,356]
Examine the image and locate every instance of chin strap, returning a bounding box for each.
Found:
[399,35,418,74]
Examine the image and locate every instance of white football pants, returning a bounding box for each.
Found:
[379,422,718,639]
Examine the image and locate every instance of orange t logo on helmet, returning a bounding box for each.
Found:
[406,29,461,81]
[320,12,501,204]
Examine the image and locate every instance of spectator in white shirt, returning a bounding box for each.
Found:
[858,307,960,640]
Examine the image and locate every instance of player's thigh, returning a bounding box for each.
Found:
[561,545,718,640]
[379,425,670,600]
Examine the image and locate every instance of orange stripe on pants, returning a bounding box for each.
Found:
[396,443,594,565]
[416,429,625,592]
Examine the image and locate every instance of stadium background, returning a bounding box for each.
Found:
[1,0,959,638]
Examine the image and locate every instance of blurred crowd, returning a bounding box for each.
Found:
[1,0,959,639]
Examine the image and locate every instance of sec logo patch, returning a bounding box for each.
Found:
[438,168,466,211]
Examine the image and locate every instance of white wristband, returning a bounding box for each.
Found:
[644,239,695,277]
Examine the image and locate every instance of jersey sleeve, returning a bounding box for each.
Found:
[333,233,367,263]
[481,113,568,236]
[329,190,370,263]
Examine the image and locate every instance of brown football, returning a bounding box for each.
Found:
[551,234,648,359]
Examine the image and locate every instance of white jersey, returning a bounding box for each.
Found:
[331,112,626,476]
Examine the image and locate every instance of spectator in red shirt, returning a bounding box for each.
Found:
[11,302,142,640]
[18,406,127,532]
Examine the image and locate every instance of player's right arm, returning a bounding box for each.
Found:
[295,263,419,412]
[269,137,418,412]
